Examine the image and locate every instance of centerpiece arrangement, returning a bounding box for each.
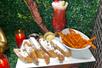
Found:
[15,28,96,68]
[13,0,96,68]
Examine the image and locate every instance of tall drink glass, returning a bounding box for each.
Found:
[52,1,68,32]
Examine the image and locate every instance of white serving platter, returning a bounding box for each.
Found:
[16,28,96,68]
[16,40,95,68]
[16,50,95,68]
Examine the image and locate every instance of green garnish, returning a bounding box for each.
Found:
[63,1,66,6]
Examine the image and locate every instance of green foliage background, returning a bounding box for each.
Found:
[0,0,100,68]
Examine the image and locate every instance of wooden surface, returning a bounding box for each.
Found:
[83,0,102,68]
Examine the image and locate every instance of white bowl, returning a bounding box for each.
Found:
[62,28,92,59]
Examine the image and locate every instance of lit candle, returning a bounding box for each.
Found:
[15,29,26,48]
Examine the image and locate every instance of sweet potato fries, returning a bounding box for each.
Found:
[57,29,96,49]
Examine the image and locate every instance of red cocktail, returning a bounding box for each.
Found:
[54,0,59,2]
[52,9,66,32]
[52,1,68,32]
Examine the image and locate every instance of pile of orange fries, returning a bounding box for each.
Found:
[57,29,96,49]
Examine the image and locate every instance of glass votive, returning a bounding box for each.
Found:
[15,29,26,48]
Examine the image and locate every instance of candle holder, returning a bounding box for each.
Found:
[15,29,26,48]
[52,1,68,32]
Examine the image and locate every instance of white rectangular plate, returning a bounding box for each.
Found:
[16,49,95,68]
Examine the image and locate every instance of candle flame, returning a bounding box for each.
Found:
[18,33,22,39]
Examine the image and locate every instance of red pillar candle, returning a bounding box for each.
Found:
[15,29,26,48]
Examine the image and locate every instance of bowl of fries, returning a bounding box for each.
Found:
[57,28,96,59]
